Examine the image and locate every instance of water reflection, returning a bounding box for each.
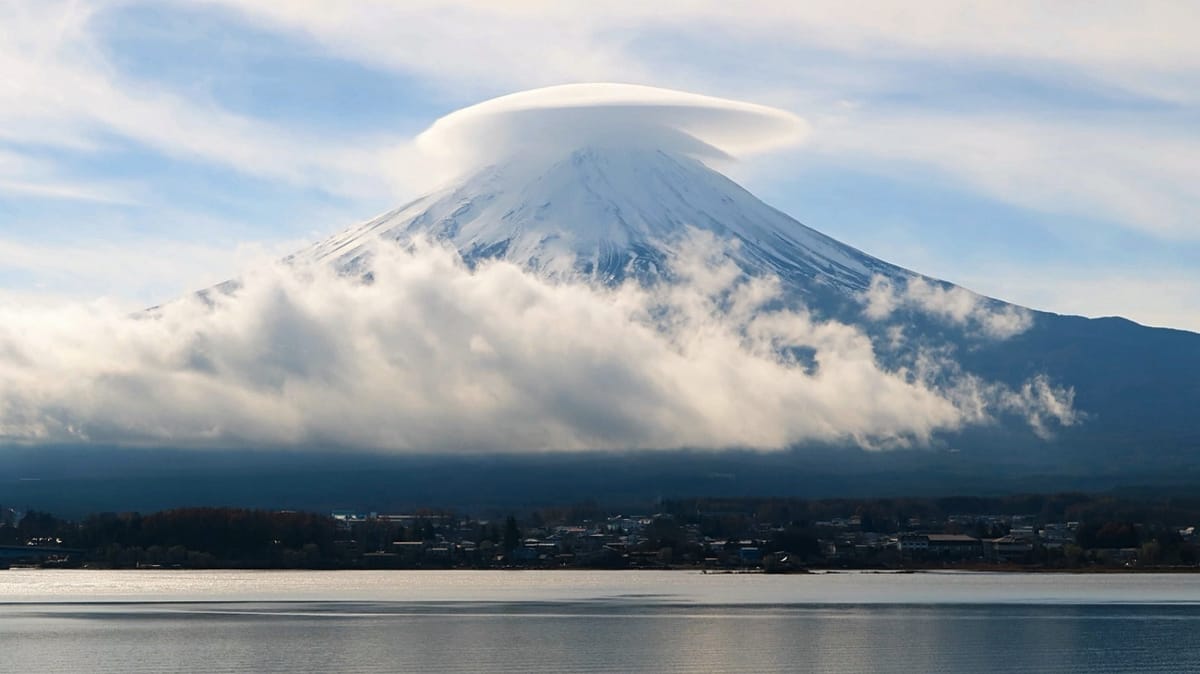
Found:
[3,571,1200,673]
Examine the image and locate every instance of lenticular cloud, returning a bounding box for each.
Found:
[0,234,1074,452]
[415,83,810,172]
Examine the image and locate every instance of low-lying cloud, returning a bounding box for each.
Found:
[862,275,1034,339]
[0,235,1073,452]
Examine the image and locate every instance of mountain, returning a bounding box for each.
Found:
[294,140,1200,463]
[302,145,905,298]
[7,91,1200,514]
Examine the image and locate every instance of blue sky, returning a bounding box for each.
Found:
[3,1,1199,331]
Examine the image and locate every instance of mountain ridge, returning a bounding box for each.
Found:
[284,137,1200,459]
[302,144,912,299]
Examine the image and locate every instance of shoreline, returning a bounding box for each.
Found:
[6,563,1200,574]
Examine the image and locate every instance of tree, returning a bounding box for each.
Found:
[1077,521,1139,549]
[502,515,521,553]
[769,526,821,561]
[1139,540,1162,566]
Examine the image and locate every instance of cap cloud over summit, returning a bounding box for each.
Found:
[413,83,810,173]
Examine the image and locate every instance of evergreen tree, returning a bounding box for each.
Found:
[502,515,521,553]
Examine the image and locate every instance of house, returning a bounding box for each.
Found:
[898,534,930,553]
[926,534,982,558]
[738,546,762,564]
[989,535,1034,561]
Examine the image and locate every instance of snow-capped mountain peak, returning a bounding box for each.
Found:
[305,143,906,295]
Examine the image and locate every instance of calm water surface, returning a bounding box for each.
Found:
[2,570,1198,673]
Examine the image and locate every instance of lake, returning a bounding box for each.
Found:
[2,570,1198,673]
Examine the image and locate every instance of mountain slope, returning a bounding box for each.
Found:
[303,145,907,296]
[294,139,1200,466]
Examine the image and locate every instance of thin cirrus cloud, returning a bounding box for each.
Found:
[198,0,1200,239]
[0,237,298,310]
[0,235,1076,452]
[958,271,1200,334]
[806,109,1200,241]
[0,2,406,199]
[196,1,1200,101]
[0,148,139,205]
[6,1,1197,236]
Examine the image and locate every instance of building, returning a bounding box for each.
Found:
[989,535,1034,561]
[926,534,982,559]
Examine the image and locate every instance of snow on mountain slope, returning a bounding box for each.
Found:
[286,83,928,302]
[303,144,909,296]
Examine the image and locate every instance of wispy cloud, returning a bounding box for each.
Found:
[862,275,1033,340]
[950,270,1200,334]
[8,1,1199,229]
[0,147,139,205]
[196,1,1200,102]
[0,237,294,307]
[0,178,136,204]
[196,0,1200,239]
[807,109,1200,240]
[0,2,408,199]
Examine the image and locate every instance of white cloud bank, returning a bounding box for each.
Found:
[0,236,1074,452]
